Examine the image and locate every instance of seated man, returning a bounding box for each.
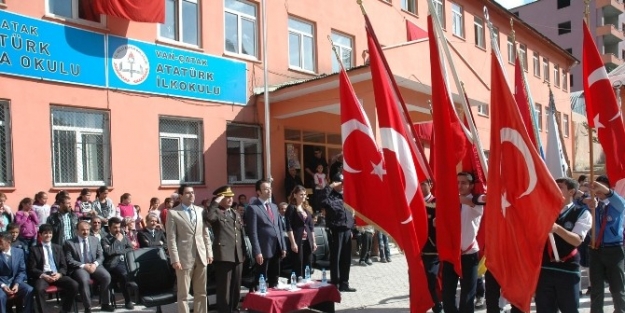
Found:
[90,217,106,242]
[137,213,167,250]
[64,221,114,313]
[0,231,33,313]
[102,217,135,310]
[28,224,79,313]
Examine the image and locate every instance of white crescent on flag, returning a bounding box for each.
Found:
[341,119,377,174]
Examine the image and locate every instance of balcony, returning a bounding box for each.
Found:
[597,0,624,17]
[597,24,625,44]
[601,53,623,69]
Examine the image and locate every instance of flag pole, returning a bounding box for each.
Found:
[262,0,272,183]
[584,0,597,249]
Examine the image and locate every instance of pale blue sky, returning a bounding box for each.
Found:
[494,0,535,9]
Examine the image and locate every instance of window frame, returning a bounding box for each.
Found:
[562,71,568,91]
[543,57,550,82]
[451,2,464,38]
[533,51,540,78]
[158,0,201,47]
[288,16,316,73]
[432,0,445,28]
[507,36,515,64]
[474,16,485,49]
[224,0,259,58]
[477,104,489,117]
[401,0,417,15]
[331,31,354,72]
[554,64,560,88]
[50,106,111,187]
[535,104,543,131]
[158,116,204,185]
[492,27,500,50]
[45,0,106,27]
[558,21,571,35]
[0,101,13,187]
[563,114,569,137]
[226,123,263,184]
[519,44,528,71]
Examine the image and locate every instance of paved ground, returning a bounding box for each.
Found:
[39,249,614,312]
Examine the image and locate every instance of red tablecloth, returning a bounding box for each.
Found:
[242,283,341,313]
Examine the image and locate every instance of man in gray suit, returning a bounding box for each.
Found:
[245,179,287,287]
[64,221,113,313]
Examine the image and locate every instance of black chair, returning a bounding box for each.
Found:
[125,248,176,313]
[312,226,331,269]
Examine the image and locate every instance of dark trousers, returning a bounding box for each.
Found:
[0,282,33,313]
[329,228,352,287]
[484,270,523,313]
[71,267,111,309]
[214,261,243,313]
[535,268,580,313]
[378,232,390,260]
[257,248,281,288]
[589,247,625,313]
[108,262,131,303]
[422,255,442,313]
[476,276,484,298]
[292,241,312,279]
[442,252,479,313]
[358,232,373,262]
[34,276,79,312]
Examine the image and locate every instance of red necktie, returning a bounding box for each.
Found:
[594,207,609,248]
[265,203,275,222]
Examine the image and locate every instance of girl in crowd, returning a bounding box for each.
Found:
[15,197,39,247]
[32,191,50,227]
[117,193,137,220]
[75,188,94,220]
[147,197,161,223]
[160,197,173,227]
[0,201,12,232]
[124,217,139,249]
[93,186,115,231]
[0,193,13,219]
[134,205,145,230]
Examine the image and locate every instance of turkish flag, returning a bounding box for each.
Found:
[427,15,466,277]
[514,57,537,149]
[366,15,432,313]
[406,20,428,41]
[93,0,165,23]
[583,20,625,193]
[486,51,564,312]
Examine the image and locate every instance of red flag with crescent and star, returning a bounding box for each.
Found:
[583,20,625,194]
[486,50,564,312]
[365,14,432,313]
[427,15,466,277]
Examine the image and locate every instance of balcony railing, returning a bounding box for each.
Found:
[597,0,624,17]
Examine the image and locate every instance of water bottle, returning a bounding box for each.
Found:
[304,265,311,281]
[321,268,327,284]
[290,272,297,289]
[259,274,267,295]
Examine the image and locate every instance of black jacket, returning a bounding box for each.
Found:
[101,233,134,269]
[320,186,354,230]
[47,212,78,246]
[28,243,69,279]
[137,228,167,250]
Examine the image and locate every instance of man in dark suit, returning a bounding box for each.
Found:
[138,214,167,250]
[284,166,304,199]
[64,221,113,313]
[28,224,79,313]
[47,196,78,246]
[102,217,135,310]
[205,185,246,313]
[0,231,33,313]
[245,179,287,287]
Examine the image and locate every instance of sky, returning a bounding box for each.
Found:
[494,0,535,9]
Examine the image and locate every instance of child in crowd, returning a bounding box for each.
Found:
[148,197,161,223]
[75,188,94,220]
[15,197,38,247]
[134,205,145,230]
[32,191,50,227]
[7,223,28,256]
[124,217,140,249]
[160,197,173,227]
[0,201,12,232]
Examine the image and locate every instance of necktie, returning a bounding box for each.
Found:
[4,253,9,267]
[46,245,58,273]
[595,206,610,248]
[150,230,155,238]
[82,239,91,263]
[188,208,196,228]
[265,203,275,222]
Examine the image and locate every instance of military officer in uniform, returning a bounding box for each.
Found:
[421,179,442,313]
[204,186,246,313]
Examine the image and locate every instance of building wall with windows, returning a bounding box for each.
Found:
[0,0,577,208]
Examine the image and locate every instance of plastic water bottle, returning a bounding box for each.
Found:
[259,274,267,295]
[304,266,311,281]
[290,272,297,289]
[321,268,327,284]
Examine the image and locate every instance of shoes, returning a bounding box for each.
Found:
[365,259,373,265]
[101,304,115,312]
[475,296,485,308]
[386,258,392,262]
[380,258,387,263]
[359,260,368,266]
[125,301,135,310]
[339,285,357,292]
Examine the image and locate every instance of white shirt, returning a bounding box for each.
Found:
[42,243,52,272]
[33,204,51,227]
[561,202,592,240]
[461,194,484,254]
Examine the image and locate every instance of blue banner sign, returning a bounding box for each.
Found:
[108,36,248,104]
[0,10,105,87]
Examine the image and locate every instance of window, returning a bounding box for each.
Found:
[433,0,445,28]
[565,48,573,54]
[570,75,574,88]
[227,124,262,184]
[474,17,485,48]
[558,21,571,35]
[535,104,543,131]
[492,27,500,49]
[519,44,528,71]
[557,0,570,9]
[331,31,353,72]
[533,52,540,77]
[159,117,203,184]
[543,58,550,82]
[159,0,200,46]
[563,114,569,137]
[51,107,110,186]
[477,104,489,116]
[401,0,417,14]
[507,36,515,64]
[513,12,519,17]
[451,3,464,37]
[0,102,12,187]
[554,65,560,88]
[47,0,102,23]
[224,0,258,58]
[563,71,568,91]
[288,17,315,72]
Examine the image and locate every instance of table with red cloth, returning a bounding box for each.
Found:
[242,282,341,313]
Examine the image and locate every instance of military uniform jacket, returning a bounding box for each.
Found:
[423,194,437,255]
[205,202,245,263]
